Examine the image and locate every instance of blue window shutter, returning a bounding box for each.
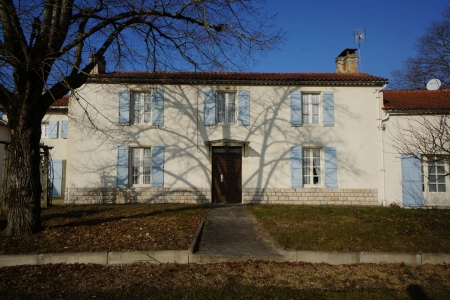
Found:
[119,90,130,125]
[204,90,216,125]
[290,146,303,188]
[325,147,338,188]
[290,91,302,126]
[61,120,68,139]
[238,90,250,126]
[48,120,58,138]
[152,146,165,187]
[51,160,63,197]
[401,154,423,207]
[152,89,164,126]
[117,146,129,188]
[323,91,334,127]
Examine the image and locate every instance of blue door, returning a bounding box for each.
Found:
[52,160,64,197]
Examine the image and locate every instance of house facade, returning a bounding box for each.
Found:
[383,90,450,207]
[40,97,69,198]
[64,49,387,205]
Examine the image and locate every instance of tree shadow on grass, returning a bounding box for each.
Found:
[46,204,209,229]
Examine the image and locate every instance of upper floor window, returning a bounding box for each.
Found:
[302,94,320,125]
[204,90,250,126]
[41,122,50,138]
[118,89,164,126]
[41,120,68,139]
[132,92,151,125]
[217,92,236,125]
[290,91,334,127]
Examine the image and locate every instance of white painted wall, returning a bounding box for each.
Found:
[383,113,450,207]
[67,83,383,202]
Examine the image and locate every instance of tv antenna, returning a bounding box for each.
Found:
[354,28,366,69]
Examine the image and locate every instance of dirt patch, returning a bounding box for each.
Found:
[0,204,207,254]
[1,261,449,299]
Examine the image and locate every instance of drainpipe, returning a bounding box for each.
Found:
[376,84,388,206]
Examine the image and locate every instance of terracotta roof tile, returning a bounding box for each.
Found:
[383,90,450,111]
[51,96,69,107]
[92,71,387,85]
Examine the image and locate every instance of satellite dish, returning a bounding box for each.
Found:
[426,78,441,90]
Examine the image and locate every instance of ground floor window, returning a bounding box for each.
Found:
[422,156,447,193]
[132,148,151,185]
[303,148,322,185]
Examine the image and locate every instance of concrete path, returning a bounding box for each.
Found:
[191,204,284,263]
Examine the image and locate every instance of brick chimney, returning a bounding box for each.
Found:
[335,49,358,74]
[89,55,106,74]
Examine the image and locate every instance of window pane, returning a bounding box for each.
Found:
[133,93,141,124]
[228,98,236,124]
[144,93,151,123]
[303,149,310,158]
[303,175,310,185]
[302,94,310,124]
[429,175,436,182]
[429,184,437,192]
[428,166,435,174]
[438,185,446,192]
[437,166,446,174]
[303,158,310,167]
[217,93,225,123]
[303,167,310,176]
[302,115,309,124]
[438,176,445,183]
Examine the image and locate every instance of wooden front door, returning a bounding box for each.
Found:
[212,147,242,203]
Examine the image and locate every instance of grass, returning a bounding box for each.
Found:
[249,205,450,253]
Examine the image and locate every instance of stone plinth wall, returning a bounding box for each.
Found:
[66,187,379,206]
[242,188,379,206]
[65,188,211,205]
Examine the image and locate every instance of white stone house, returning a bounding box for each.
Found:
[40,96,69,197]
[65,49,388,205]
[383,90,450,207]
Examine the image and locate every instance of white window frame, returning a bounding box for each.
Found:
[302,148,323,187]
[131,147,152,186]
[302,93,321,125]
[132,91,151,125]
[422,156,448,193]
[216,91,237,125]
[41,122,50,138]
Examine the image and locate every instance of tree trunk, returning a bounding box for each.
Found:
[5,118,43,236]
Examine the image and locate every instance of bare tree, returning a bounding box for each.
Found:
[391,6,450,90]
[0,0,284,236]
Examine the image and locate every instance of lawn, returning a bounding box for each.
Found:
[249,205,450,253]
[0,204,208,254]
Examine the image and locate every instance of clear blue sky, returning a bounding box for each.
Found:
[251,0,449,84]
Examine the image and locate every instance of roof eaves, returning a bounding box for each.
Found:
[87,77,387,86]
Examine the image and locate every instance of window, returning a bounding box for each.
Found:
[422,156,447,192]
[131,148,151,185]
[217,92,236,125]
[303,148,322,185]
[132,92,151,125]
[302,94,320,125]
[41,122,50,138]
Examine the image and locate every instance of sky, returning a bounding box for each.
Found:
[250,0,450,84]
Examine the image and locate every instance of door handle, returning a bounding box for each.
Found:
[221,174,223,182]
